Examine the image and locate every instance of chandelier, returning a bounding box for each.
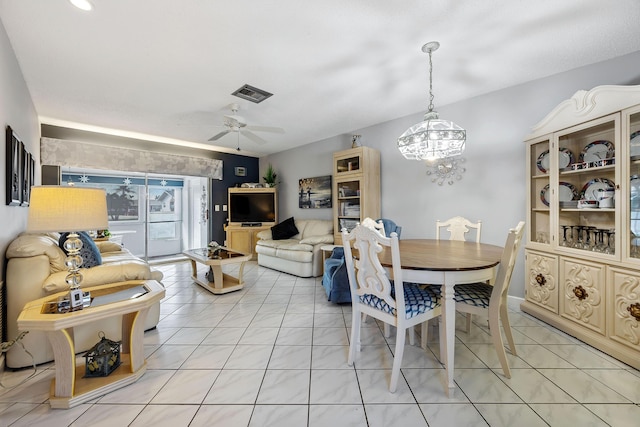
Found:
[397,41,466,161]
[426,157,466,185]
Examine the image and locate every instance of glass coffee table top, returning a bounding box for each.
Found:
[187,247,248,260]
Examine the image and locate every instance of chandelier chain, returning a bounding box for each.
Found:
[428,48,435,112]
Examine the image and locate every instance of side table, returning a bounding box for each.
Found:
[17,280,165,409]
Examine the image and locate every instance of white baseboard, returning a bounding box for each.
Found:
[507,295,525,312]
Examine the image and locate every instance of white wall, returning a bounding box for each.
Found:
[0,20,39,279]
[262,50,640,298]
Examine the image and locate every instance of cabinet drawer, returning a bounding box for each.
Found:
[525,250,558,313]
[560,258,606,335]
[608,267,640,351]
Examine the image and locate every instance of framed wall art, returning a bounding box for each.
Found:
[21,149,32,206]
[234,166,247,177]
[298,175,332,209]
[6,126,22,206]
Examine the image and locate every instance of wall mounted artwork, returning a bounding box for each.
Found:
[21,149,33,206]
[6,126,22,206]
[298,175,332,209]
[6,126,35,207]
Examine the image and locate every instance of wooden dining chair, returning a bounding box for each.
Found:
[433,215,483,334]
[453,221,525,378]
[436,216,482,243]
[343,224,443,393]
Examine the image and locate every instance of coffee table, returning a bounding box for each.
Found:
[183,247,252,294]
[17,280,165,409]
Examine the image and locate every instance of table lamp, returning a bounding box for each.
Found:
[27,186,108,309]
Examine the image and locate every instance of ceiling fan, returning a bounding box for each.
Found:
[208,103,284,149]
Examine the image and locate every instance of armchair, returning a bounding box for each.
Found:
[376,218,402,238]
[321,247,351,303]
[322,218,401,304]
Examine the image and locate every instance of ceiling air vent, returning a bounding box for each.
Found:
[231,84,273,103]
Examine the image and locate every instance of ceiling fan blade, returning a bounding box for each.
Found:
[208,130,230,141]
[245,125,285,134]
[241,130,267,145]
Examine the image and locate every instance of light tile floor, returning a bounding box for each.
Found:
[1,261,640,426]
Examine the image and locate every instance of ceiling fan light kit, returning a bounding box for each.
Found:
[207,103,284,149]
[397,41,466,161]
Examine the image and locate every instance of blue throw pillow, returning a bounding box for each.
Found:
[59,231,102,268]
[271,217,299,240]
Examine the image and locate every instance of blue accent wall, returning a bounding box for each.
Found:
[209,152,260,244]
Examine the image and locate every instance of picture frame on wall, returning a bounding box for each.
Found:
[21,149,32,206]
[6,126,22,206]
[30,154,35,199]
[234,166,247,177]
[298,175,332,209]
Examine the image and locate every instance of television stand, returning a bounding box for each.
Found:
[241,222,262,227]
[225,224,270,260]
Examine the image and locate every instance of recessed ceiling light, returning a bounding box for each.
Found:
[69,0,93,11]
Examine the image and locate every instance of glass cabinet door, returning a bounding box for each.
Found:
[334,148,364,177]
[555,114,619,259]
[625,107,640,262]
[336,178,362,232]
[528,136,552,247]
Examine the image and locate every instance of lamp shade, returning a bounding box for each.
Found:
[27,186,109,233]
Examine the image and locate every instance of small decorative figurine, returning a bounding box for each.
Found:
[351,134,361,148]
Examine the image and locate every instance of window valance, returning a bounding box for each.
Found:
[41,137,223,180]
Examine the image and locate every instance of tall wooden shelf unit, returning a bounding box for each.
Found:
[332,146,380,244]
[522,85,640,369]
[225,187,277,259]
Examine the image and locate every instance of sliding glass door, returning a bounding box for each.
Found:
[63,169,209,260]
[147,184,182,258]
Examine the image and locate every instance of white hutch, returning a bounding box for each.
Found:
[522,85,640,369]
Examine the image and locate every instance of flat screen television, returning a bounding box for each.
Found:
[229,190,276,224]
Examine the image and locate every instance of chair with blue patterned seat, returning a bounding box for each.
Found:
[454,221,525,378]
[343,223,443,392]
[434,215,482,334]
[436,216,481,243]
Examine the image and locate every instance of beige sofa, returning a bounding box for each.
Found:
[5,232,164,368]
[255,219,333,277]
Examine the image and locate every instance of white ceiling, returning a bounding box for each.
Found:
[1,0,640,157]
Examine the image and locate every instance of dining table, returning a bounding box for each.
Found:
[378,238,504,395]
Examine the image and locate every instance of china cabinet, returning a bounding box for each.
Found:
[522,85,640,369]
[332,146,380,244]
